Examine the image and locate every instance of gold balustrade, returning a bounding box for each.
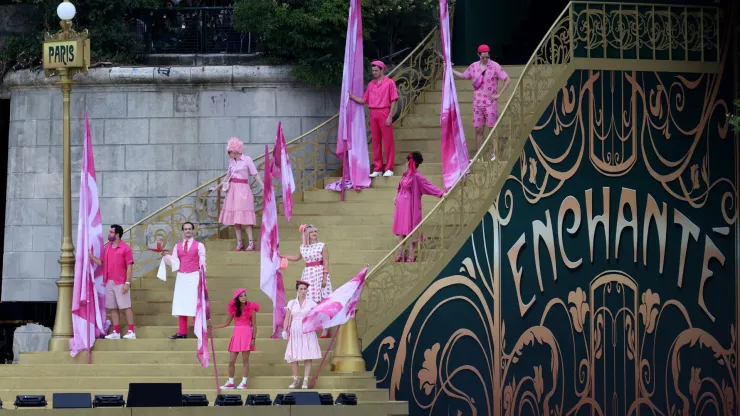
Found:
[356,1,722,344]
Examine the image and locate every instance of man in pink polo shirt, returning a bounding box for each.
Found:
[451,44,511,159]
[349,60,399,177]
[89,224,136,340]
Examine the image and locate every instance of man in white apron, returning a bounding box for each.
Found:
[160,222,207,339]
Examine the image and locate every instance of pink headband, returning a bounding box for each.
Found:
[226,137,244,153]
[299,224,318,246]
[371,60,386,70]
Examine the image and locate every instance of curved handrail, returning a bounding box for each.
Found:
[356,1,721,343]
[121,27,444,279]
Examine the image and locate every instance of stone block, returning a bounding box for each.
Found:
[100,197,135,225]
[17,199,48,226]
[34,120,52,146]
[46,198,63,226]
[105,119,149,144]
[31,279,59,302]
[12,224,33,251]
[12,92,52,120]
[136,197,173,222]
[45,251,61,281]
[3,252,20,279]
[191,66,233,84]
[242,144,265,160]
[276,88,326,117]
[199,91,229,117]
[147,171,199,197]
[4,227,14,253]
[101,171,149,198]
[198,170,224,184]
[19,251,45,278]
[149,118,197,144]
[173,144,226,171]
[301,117,328,134]
[50,145,83,175]
[9,120,37,147]
[51,90,86,120]
[5,199,22,226]
[85,92,127,119]
[8,146,50,173]
[1,279,31,302]
[32,173,62,199]
[125,144,174,171]
[324,90,341,116]
[93,145,127,172]
[12,323,52,362]
[31,226,62,252]
[175,91,199,115]
[225,89,276,117]
[6,173,35,199]
[50,117,105,147]
[127,91,174,118]
[198,117,250,144]
[251,118,300,144]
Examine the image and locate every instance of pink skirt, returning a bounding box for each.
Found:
[392,192,415,235]
[228,325,256,352]
[219,181,256,226]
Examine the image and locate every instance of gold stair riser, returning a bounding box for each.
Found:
[2,377,377,390]
[123,325,278,338]
[205,238,402,251]
[211,226,393,240]
[144,264,365,281]
[20,351,336,365]
[1,364,353,377]
[209,250,388,265]
[288,201,440,216]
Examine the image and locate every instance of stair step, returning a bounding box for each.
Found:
[0,363,347,377]
[19,350,326,365]
[208,249,388,265]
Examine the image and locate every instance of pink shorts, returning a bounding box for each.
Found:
[105,280,132,310]
[473,105,498,128]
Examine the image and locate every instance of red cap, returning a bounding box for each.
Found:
[477,44,490,53]
[370,60,386,70]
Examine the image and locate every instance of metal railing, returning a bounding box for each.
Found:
[128,7,259,54]
[120,27,444,280]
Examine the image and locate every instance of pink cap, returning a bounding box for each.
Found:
[370,60,386,70]
[477,44,490,53]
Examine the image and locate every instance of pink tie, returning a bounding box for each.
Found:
[184,241,189,253]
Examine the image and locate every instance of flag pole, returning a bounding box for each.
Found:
[309,326,341,389]
[210,326,220,395]
[340,152,348,202]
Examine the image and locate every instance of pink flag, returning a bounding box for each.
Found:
[271,122,296,221]
[302,265,369,333]
[439,0,469,190]
[70,113,109,360]
[260,145,287,338]
[325,0,370,195]
[194,266,211,368]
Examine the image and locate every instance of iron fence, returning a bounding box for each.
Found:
[127,7,259,54]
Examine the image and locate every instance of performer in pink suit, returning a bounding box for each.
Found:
[450,44,511,158]
[161,222,207,339]
[282,280,323,389]
[393,152,446,263]
[213,137,265,251]
[209,288,259,390]
[348,60,399,178]
[282,224,333,338]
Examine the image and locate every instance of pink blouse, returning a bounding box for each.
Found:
[227,155,258,180]
[229,301,260,327]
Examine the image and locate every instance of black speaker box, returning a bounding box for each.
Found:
[126,383,183,407]
[289,391,322,405]
[52,393,92,409]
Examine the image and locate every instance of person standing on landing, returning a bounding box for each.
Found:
[393,152,446,263]
[89,224,136,340]
[209,288,259,390]
[161,222,207,339]
[450,44,511,158]
[212,137,264,252]
[282,281,323,389]
[349,60,399,178]
[281,224,332,338]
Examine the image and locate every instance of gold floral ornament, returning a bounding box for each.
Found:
[638,289,660,334]
[417,343,440,395]
[567,287,589,333]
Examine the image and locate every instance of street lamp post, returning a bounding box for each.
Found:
[43,0,90,352]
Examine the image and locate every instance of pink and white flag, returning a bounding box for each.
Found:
[302,265,369,333]
[271,122,296,221]
[260,145,287,338]
[325,0,370,195]
[439,0,469,190]
[194,266,211,368]
[70,113,109,361]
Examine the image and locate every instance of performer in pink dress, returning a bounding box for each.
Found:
[213,138,265,251]
[282,224,332,338]
[393,152,445,262]
[450,44,511,158]
[209,288,259,390]
[282,281,323,389]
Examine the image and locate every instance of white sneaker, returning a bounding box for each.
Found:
[490,152,497,161]
[236,382,247,390]
[369,171,381,178]
[383,170,394,177]
[104,332,120,340]
[122,331,136,340]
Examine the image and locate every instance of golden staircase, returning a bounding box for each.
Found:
[0,3,720,412]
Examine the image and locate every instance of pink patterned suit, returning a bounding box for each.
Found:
[393,172,444,236]
[461,61,509,128]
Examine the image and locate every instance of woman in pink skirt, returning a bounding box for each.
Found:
[393,152,446,262]
[214,137,264,251]
[282,280,323,389]
[282,224,332,338]
[209,288,260,390]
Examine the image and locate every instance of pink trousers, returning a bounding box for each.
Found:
[370,108,395,172]
[178,316,194,334]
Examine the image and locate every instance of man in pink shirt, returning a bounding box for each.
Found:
[89,224,136,340]
[349,60,399,177]
[451,44,511,158]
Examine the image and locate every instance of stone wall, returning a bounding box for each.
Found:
[2,65,339,302]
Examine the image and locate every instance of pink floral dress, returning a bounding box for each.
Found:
[300,243,333,303]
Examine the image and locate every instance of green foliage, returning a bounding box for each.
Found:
[233,0,437,86]
[1,0,159,77]
[729,98,740,134]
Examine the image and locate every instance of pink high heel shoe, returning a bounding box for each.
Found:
[245,241,256,251]
[395,253,405,263]
[234,240,245,252]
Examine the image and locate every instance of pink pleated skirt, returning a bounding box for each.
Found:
[228,325,256,352]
